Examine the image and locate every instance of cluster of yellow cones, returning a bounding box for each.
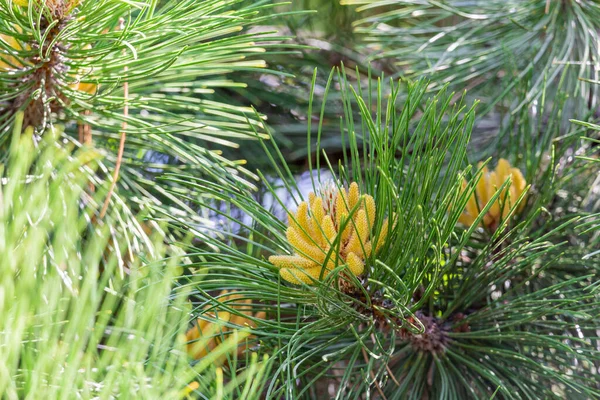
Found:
[269,160,527,285]
[458,159,527,230]
[269,182,389,285]
[185,290,265,364]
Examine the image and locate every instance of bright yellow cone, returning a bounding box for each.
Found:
[459,159,527,230]
[186,290,264,364]
[269,182,389,285]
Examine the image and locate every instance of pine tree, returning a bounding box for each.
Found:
[1,1,599,399]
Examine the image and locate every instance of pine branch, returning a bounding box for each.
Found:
[345,0,600,117]
[166,70,600,398]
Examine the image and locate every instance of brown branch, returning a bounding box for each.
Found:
[78,120,84,143]
[78,109,95,192]
[99,18,127,219]
[83,109,92,145]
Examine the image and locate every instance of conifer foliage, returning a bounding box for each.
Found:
[1,0,599,399]
[0,0,293,215]
[172,72,599,398]
[345,0,600,115]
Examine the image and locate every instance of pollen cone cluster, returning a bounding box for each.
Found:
[459,159,527,230]
[186,290,265,364]
[269,182,388,285]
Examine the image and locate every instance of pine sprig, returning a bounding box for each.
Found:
[164,69,600,398]
[0,0,300,223]
[0,113,275,399]
[344,0,600,117]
